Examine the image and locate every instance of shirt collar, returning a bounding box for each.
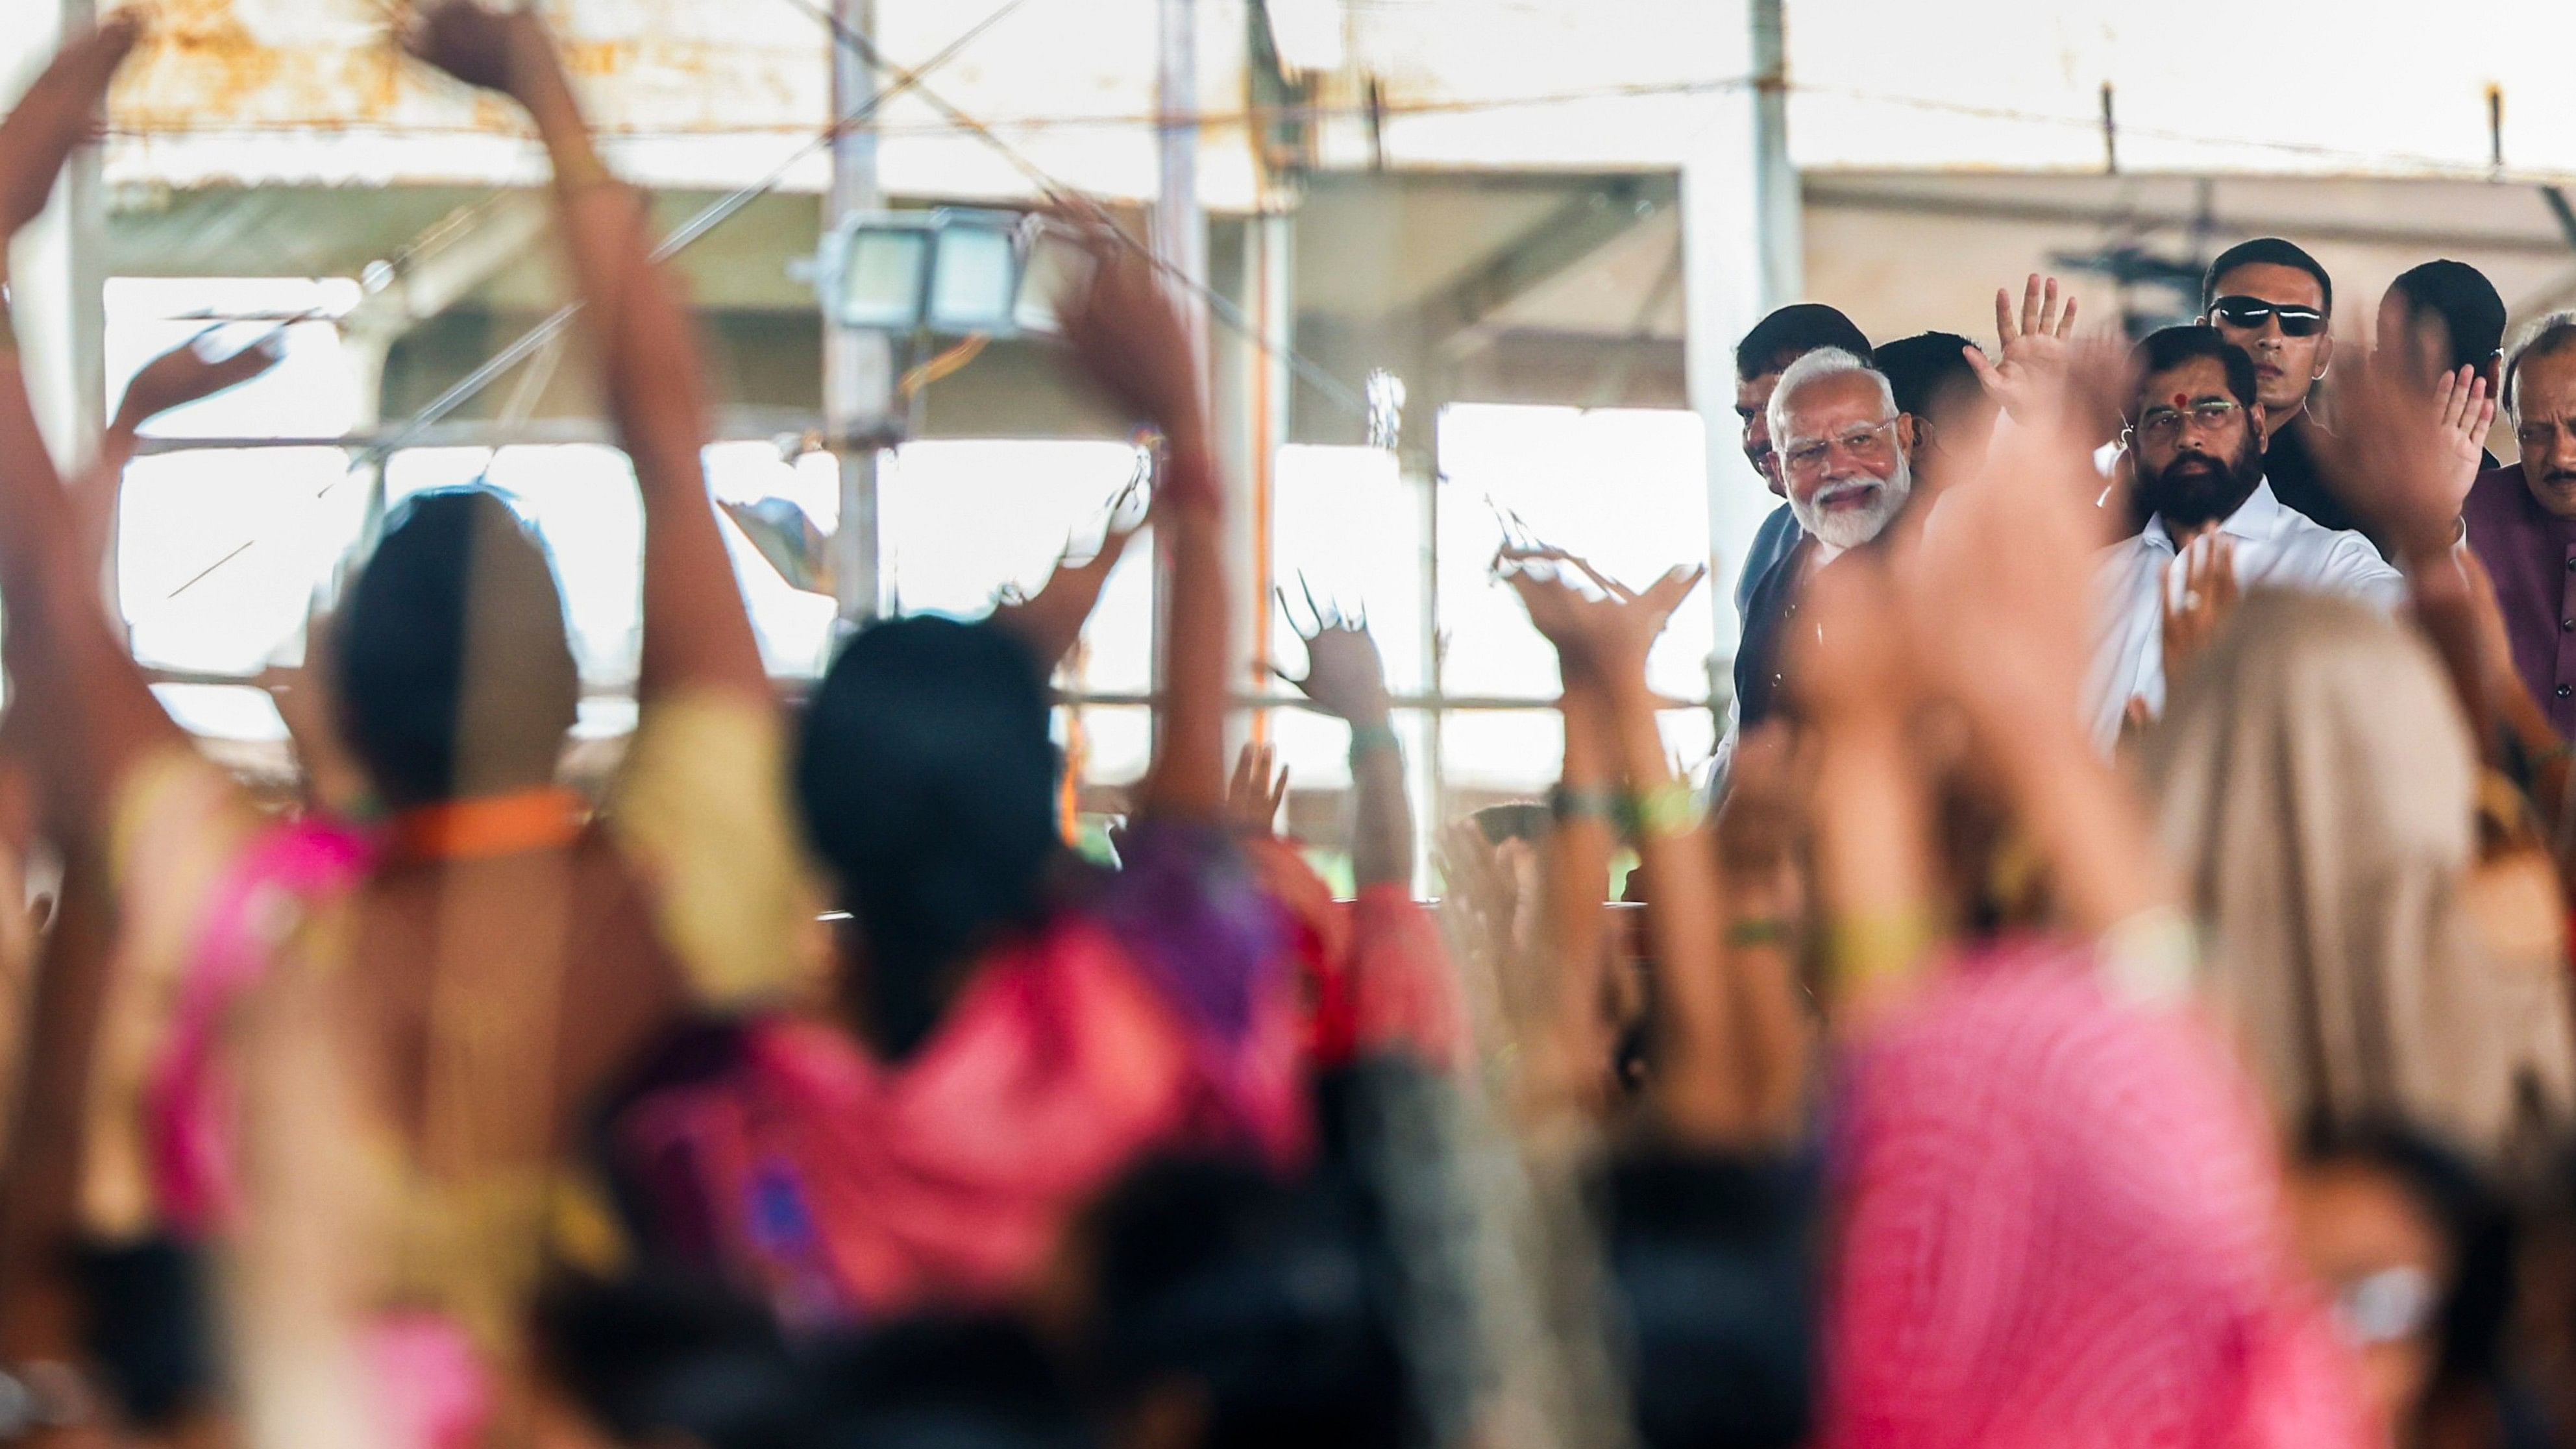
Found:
[2142,478,2281,552]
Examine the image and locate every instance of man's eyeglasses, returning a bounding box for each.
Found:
[2131,399,2244,443]
[1780,419,1898,479]
[2209,295,2328,338]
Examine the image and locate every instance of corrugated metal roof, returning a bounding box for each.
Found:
[79,0,2576,195]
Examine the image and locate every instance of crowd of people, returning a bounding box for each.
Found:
[6,4,2576,1448]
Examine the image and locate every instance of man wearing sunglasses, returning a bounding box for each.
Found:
[2201,237,2355,537]
[2084,325,2400,750]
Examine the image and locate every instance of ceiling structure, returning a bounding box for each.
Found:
[49,0,2576,444]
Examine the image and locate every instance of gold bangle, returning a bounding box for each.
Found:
[1826,907,1936,992]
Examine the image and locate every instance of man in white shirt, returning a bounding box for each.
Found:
[2085,324,2402,749]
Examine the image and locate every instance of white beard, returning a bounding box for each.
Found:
[1790,457,1913,551]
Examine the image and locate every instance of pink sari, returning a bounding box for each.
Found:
[1824,940,2370,1449]
[141,818,495,1449]
[599,822,1309,1328]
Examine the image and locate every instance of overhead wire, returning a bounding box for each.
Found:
[164,0,1041,599]
[772,0,1372,419]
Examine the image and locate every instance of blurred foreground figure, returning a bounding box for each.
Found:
[0,8,807,1444]
[2142,592,2575,1157]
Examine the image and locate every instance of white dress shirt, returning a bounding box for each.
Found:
[2084,480,2403,751]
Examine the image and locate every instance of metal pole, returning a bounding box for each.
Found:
[826,0,890,625]
[1155,0,1210,370]
[1151,0,1210,757]
[1748,0,1802,308]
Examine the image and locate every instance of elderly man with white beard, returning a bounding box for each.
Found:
[1730,347,1919,734]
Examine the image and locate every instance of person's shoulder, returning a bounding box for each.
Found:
[2466,462,2525,514]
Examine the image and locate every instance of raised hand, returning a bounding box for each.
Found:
[1785,556,1911,730]
[990,475,1148,673]
[1223,741,1288,834]
[1054,214,1210,480]
[0,11,140,237]
[1964,273,2079,426]
[2311,338,2492,569]
[395,0,543,98]
[2157,528,2239,690]
[2431,362,2497,521]
[1271,577,1393,725]
[1504,561,1704,692]
[114,328,287,434]
[1898,378,2110,745]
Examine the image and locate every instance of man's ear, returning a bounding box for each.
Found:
[2249,400,2270,452]
[1896,413,1922,458]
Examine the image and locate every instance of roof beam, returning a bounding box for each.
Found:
[1414,175,1676,355]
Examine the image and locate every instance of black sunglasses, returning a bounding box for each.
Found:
[2209,295,2328,338]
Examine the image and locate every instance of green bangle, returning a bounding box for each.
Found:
[1619,781,1699,841]
[1347,722,1400,762]
[1547,783,1616,823]
[1726,916,1797,950]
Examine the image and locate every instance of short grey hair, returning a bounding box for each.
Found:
[2506,310,2576,419]
[1767,346,1899,449]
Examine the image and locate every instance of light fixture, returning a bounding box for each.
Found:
[814,208,1029,337]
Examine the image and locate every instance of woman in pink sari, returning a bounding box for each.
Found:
[589,225,1312,1329]
[1778,371,2373,1449]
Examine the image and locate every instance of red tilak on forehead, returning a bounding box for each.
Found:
[2170,391,2190,410]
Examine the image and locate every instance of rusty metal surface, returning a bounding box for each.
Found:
[86,0,2576,193]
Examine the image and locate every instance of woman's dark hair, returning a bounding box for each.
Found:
[2300,1119,2515,1391]
[2128,325,2261,418]
[795,615,1061,1060]
[1605,1151,1817,1449]
[1087,1151,1408,1449]
[536,1271,811,1449]
[332,487,580,809]
[814,1314,1100,1449]
[538,1276,1098,1449]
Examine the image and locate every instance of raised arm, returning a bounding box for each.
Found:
[1510,563,1760,1142]
[69,332,286,592]
[1273,596,1408,889]
[991,479,1147,677]
[0,17,189,828]
[404,1,766,705]
[1787,561,1943,1038]
[1055,224,1227,819]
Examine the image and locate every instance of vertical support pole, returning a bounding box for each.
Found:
[1748,0,1801,308]
[1685,0,1797,697]
[825,0,890,625]
[1210,214,1290,748]
[1152,0,1218,764]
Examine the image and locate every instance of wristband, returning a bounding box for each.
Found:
[1547,783,1616,824]
[1619,781,1699,841]
[1726,916,1797,950]
[2098,903,2197,1007]
[1826,906,1936,993]
[1347,721,1400,762]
